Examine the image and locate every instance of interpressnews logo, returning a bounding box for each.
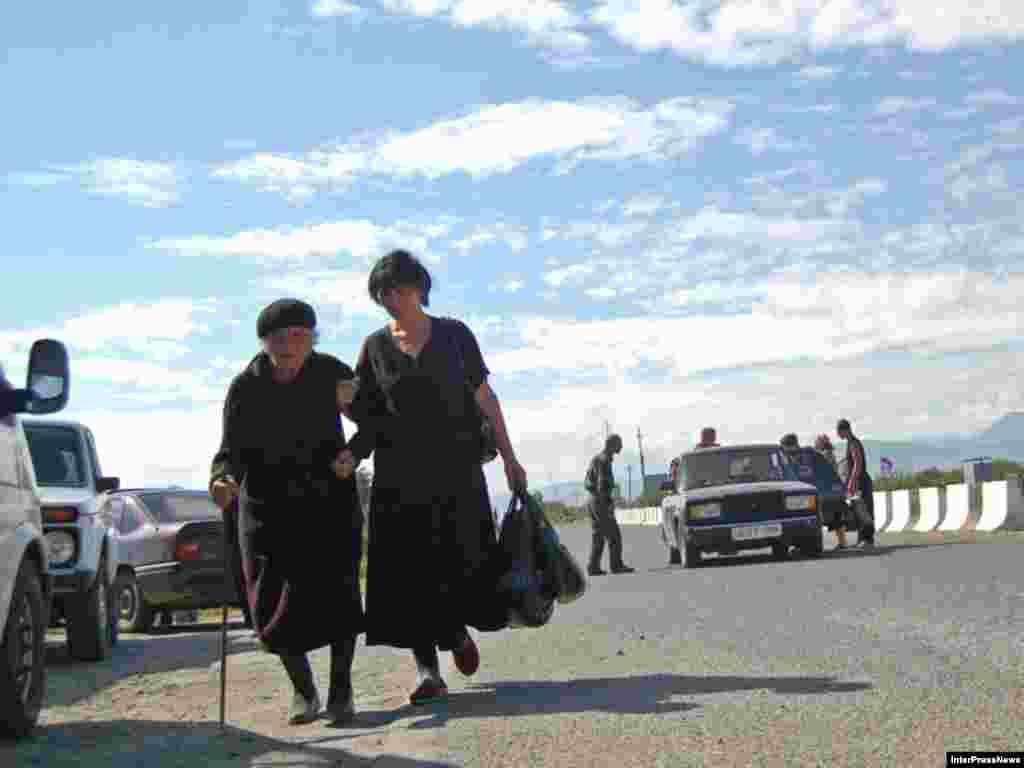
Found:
[947,754,1023,766]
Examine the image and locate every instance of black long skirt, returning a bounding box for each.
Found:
[236,481,364,656]
[364,459,507,651]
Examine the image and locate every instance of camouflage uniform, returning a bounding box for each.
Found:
[585,443,627,574]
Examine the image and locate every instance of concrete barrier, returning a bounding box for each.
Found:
[978,480,1024,531]
[874,491,891,532]
[887,490,911,532]
[940,484,969,531]
[915,487,942,532]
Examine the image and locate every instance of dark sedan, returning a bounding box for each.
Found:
[101,488,241,632]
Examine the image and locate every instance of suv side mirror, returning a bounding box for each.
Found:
[97,476,120,493]
[26,339,70,415]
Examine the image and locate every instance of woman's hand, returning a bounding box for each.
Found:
[332,448,356,480]
[211,477,240,510]
[504,456,527,494]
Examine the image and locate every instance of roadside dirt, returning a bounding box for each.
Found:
[2,618,456,767]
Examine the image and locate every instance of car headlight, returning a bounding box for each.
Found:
[785,494,817,512]
[688,502,722,520]
[45,530,76,566]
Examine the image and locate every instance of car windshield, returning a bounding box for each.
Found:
[681,447,785,489]
[23,424,88,488]
[139,493,220,524]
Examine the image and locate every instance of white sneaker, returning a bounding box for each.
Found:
[288,691,321,725]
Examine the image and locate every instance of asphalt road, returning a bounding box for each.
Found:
[5,526,1023,767]
[438,526,1024,767]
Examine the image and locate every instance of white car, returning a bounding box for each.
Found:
[22,419,120,660]
[0,339,71,739]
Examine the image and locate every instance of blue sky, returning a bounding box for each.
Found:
[2,0,1023,498]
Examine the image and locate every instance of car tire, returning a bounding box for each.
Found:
[115,570,154,634]
[66,555,113,661]
[771,543,789,560]
[0,558,47,739]
[683,541,701,568]
[668,546,682,566]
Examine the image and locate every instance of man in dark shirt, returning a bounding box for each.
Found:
[585,434,634,575]
[837,418,875,549]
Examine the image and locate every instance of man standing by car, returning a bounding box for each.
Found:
[837,419,875,549]
[584,434,634,576]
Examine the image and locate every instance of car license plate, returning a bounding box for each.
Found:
[731,523,782,541]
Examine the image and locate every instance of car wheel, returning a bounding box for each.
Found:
[115,571,154,634]
[683,541,701,568]
[771,543,789,560]
[669,546,682,566]
[66,555,112,661]
[0,558,47,739]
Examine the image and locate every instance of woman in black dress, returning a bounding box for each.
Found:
[337,250,527,704]
[209,299,364,726]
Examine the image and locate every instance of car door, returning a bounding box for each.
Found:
[0,364,27,622]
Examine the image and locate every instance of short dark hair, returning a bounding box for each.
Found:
[836,418,851,432]
[368,250,432,307]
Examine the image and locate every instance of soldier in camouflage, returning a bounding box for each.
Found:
[585,434,635,576]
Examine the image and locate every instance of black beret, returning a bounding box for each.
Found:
[257,299,316,338]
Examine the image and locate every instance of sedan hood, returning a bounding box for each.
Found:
[682,480,816,503]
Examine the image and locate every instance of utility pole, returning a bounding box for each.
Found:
[637,428,646,486]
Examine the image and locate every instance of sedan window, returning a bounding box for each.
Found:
[139,493,220,524]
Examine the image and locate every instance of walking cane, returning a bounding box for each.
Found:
[218,496,237,733]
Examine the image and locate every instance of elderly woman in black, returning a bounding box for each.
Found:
[209,299,364,726]
[335,249,527,704]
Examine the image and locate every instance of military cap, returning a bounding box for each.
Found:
[257,299,316,339]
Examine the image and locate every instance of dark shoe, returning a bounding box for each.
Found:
[409,677,448,705]
[611,565,635,574]
[288,691,321,725]
[452,634,479,677]
[325,690,356,726]
[587,567,606,576]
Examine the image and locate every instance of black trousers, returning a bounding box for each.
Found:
[280,633,357,708]
[588,497,624,570]
[856,474,875,543]
[222,502,254,628]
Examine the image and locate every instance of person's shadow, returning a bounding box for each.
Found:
[356,673,872,730]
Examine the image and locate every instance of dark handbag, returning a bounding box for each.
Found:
[446,318,498,464]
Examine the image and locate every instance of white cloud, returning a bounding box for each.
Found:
[262,270,380,319]
[147,219,456,265]
[670,205,847,244]
[450,223,529,253]
[0,299,218,361]
[542,262,596,287]
[214,97,733,198]
[623,193,669,217]
[875,96,937,116]
[796,65,837,80]
[992,117,1024,136]
[312,0,361,17]
[487,269,1024,381]
[734,126,796,155]
[590,0,1024,68]
[378,0,588,51]
[8,158,183,207]
[967,88,1018,106]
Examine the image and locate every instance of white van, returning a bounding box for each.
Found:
[0,339,71,739]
